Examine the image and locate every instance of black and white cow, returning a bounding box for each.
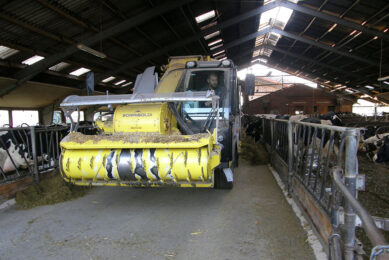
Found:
[375,136,389,163]
[0,130,34,173]
[360,132,389,162]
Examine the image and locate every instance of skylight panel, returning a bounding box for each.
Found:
[102,76,116,83]
[195,10,216,24]
[114,80,126,85]
[48,62,70,71]
[0,45,19,59]
[260,7,293,28]
[204,30,220,40]
[22,55,44,65]
[69,67,90,76]
[208,38,222,47]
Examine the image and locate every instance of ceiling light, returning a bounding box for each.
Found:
[208,39,222,47]
[114,80,126,85]
[77,44,107,59]
[364,85,374,89]
[204,30,220,40]
[22,55,44,65]
[102,76,116,83]
[328,24,337,32]
[48,62,70,71]
[122,82,133,87]
[195,10,216,24]
[210,43,223,50]
[213,50,225,56]
[69,67,90,76]
[377,75,389,81]
[0,45,19,59]
[200,21,217,30]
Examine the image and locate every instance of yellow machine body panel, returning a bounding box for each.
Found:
[113,103,173,134]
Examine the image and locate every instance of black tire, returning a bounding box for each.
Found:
[214,168,233,189]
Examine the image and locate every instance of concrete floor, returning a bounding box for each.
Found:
[0,162,315,260]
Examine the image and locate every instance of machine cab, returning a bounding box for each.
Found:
[176,59,239,135]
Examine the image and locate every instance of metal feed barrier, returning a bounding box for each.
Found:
[0,125,93,185]
[259,117,389,260]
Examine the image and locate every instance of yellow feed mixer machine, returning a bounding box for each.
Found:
[59,56,241,189]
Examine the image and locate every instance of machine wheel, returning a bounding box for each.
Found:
[214,168,233,189]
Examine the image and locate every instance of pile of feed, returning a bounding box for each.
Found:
[15,173,90,209]
[239,135,269,165]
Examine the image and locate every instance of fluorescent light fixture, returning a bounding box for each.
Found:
[69,67,90,76]
[122,82,133,87]
[0,45,19,59]
[219,57,227,61]
[200,21,217,30]
[364,85,374,89]
[377,75,389,81]
[328,24,337,32]
[102,76,116,83]
[195,10,215,24]
[48,62,70,71]
[204,30,220,40]
[77,43,107,59]
[213,50,225,56]
[383,81,389,85]
[114,80,126,85]
[22,55,44,65]
[210,43,223,50]
[208,38,222,47]
[353,31,362,38]
[345,89,354,93]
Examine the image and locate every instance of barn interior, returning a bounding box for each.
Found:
[0,0,388,259]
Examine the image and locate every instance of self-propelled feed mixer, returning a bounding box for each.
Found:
[59,56,241,189]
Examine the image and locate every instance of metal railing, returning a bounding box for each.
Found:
[251,117,389,259]
[0,124,94,184]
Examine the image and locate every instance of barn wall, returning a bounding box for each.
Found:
[245,84,355,115]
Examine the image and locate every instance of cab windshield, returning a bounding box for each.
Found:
[177,69,230,133]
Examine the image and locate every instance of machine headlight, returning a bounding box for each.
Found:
[217,135,224,142]
[221,59,231,67]
[186,61,196,68]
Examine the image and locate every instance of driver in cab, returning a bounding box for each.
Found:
[201,72,225,106]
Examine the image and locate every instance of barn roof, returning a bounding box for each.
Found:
[0,0,387,108]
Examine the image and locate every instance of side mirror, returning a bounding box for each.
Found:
[244,74,255,96]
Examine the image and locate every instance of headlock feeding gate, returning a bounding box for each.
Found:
[256,117,389,259]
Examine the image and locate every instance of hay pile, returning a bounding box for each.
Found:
[15,174,90,209]
[239,136,269,165]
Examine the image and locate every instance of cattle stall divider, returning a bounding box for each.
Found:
[0,125,93,185]
[259,118,388,259]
